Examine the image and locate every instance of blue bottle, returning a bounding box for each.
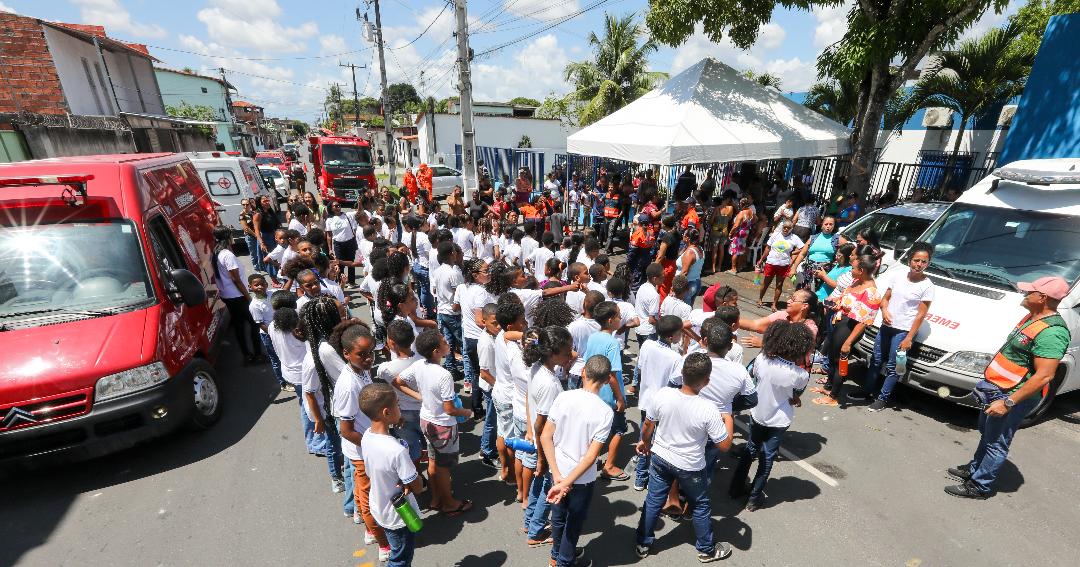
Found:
[895,349,909,375]
[505,436,537,453]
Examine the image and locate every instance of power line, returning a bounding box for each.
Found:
[145,44,370,61]
[474,0,612,59]
[472,0,579,34]
[388,2,449,49]
[220,67,331,91]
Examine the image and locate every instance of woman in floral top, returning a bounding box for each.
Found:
[812,254,881,406]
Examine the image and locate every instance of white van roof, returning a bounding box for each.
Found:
[959,158,1080,216]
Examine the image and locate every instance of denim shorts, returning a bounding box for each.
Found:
[394,409,423,462]
[513,416,529,461]
[608,410,628,440]
[494,399,519,439]
[520,447,538,469]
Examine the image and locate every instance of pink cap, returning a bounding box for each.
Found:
[1018,276,1070,300]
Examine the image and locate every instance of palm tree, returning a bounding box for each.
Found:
[743,70,783,90]
[564,13,668,126]
[803,79,860,126]
[909,23,1035,187]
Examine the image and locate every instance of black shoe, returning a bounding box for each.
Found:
[944,481,991,500]
[867,399,888,412]
[479,455,499,470]
[697,542,733,562]
[946,465,972,482]
[744,500,762,512]
[846,389,871,402]
[634,544,650,558]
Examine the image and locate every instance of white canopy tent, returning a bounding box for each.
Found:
[566,57,851,165]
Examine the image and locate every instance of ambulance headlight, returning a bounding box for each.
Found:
[939,351,993,375]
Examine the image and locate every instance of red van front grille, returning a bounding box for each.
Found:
[0,389,92,433]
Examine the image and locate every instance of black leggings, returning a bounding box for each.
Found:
[223,296,261,358]
[826,316,859,398]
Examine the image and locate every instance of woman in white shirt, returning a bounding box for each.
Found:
[212,227,261,363]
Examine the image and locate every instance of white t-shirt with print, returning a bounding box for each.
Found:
[453,227,475,259]
[547,389,613,485]
[698,355,756,415]
[361,431,419,531]
[405,360,457,427]
[527,364,563,435]
[660,295,692,321]
[268,322,306,386]
[300,341,346,422]
[750,354,810,428]
[765,233,805,266]
[567,317,601,377]
[432,263,464,317]
[334,364,373,462]
[402,230,432,270]
[248,296,273,333]
[215,249,245,299]
[460,284,495,340]
[647,387,727,472]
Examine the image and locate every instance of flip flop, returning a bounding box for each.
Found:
[812,396,839,407]
[815,376,828,384]
[600,471,630,481]
[809,386,829,395]
[442,499,473,517]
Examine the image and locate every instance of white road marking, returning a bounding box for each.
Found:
[733,419,840,488]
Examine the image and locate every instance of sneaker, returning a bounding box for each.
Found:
[331,478,345,494]
[744,500,761,512]
[575,547,585,559]
[867,399,888,412]
[633,483,646,492]
[280,383,295,392]
[944,481,991,500]
[479,455,500,470]
[353,512,361,525]
[946,465,972,482]
[462,383,473,396]
[378,546,391,561]
[697,542,733,562]
[846,389,871,402]
[634,544,650,558]
[365,530,376,544]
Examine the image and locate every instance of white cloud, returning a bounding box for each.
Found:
[670,29,761,75]
[505,0,582,20]
[319,34,348,55]
[762,57,817,91]
[813,2,851,49]
[194,0,318,53]
[473,34,570,101]
[72,0,167,39]
[759,22,786,49]
[0,2,16,13]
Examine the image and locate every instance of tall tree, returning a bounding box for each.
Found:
[384,83,421,109]
[803,79,860,125]
[1008,0,1080,54]
[646,0,1007,198]
[565,12,668,126]
[906,23,1035,187]
[323,84,344,130]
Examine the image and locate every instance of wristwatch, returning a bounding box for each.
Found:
[1004,397,1016,409]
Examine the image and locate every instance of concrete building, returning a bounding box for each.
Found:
[155,67,239,151]
[231,100,271,152]
[0,13,214,161]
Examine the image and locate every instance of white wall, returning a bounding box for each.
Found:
[875,126,1006,167]
[418,113,580,168]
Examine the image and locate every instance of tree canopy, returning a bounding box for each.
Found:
[1008,0,1080,54]
[166,102,217,138]
[507,96,541,106]
[384,83,421,108]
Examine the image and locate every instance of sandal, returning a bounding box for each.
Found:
[815,376,828,384]
[600,470,630,481]
[812,396,839,407]
[442,499,473,517]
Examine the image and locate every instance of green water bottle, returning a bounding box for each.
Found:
[393,491,423,533]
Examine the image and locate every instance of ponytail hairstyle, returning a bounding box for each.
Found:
[211,226,232,279]
[567,231,586,265]
[684,227,701,247]
[521,326,573,368]
[378,281,412,324]
[485,260,516,296]
[404,215,423,260]
[612,261,631,285]
[479,217,493,243]
[299,296,343,433]
[544,256,562,279]
[462,257,487,285]
[583,237,600,259]
[541,231,556,251]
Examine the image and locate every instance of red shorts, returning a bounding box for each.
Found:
[762,263,790,277]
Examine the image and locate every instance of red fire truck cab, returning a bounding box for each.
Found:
[254,150,290,174]
[308,134,377,204]
[0,154,229,466]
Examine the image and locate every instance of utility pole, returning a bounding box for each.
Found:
[454,0,478,200]
[359,1,396,186]
[338,61,366,133]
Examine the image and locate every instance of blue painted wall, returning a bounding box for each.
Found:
[999,13,1080,165]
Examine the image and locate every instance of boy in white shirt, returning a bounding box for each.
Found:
[629,264,663,396]
[563,263,591,317]
[633,315,685,491]
[586,263,610,299]
[402,329,474,516]
[697,321,757,475]
[430,242,465,378]
[634,352,733,562]
[247,273,286,391]
[332,324,391,561]
[359,383,425,566]
[566,291,604,389]
[476,303,501,470]
[606,277,640,350]
[660,275,700,348]
[540,355,614,567]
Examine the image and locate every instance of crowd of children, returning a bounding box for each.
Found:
[209,164,940,566]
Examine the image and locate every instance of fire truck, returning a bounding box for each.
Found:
[307,134,377,204]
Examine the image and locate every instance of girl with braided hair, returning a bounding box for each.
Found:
[299,296,347,496]
[378,282,436,344]
[488,261,583,327]
[459,258,495,414]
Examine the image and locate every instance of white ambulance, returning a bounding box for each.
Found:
[858,158,1080,424]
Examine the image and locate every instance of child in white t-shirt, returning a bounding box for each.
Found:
[247,273,285,390]
[359,383,424,566]
[378,320,425,469]
[476,303,501,469]
[634,352,733,562]
[632,315,685,491]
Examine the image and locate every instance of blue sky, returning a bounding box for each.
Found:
[0,0,1020,122]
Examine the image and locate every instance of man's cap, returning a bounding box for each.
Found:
[1018,276,1070,300]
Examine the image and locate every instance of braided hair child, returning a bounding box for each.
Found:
[299,295,347,495]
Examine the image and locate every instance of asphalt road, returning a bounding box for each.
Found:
[5,263,1080,567]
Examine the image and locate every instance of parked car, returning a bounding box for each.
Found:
[412,164,463,200]
[258,165,290,201]
[839,201,949,275]
[855,159,1080,425]
[186,152,280,237]
[0,153,229,466]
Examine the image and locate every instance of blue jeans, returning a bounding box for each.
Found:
[259,230,278,280]
[298,391,325,455]
[683,278,702,305]
[322,423,344,483]
[343,455,356,516]
[464,337,482,410]
[634,410,650,489]
[524,471,553,538]
[730,420,787,505]
[437,314,464,375]
[636,454,715,554]
[259,332,285,386]
[627,245,652,293]
[394,410,424,462]
[246,234,266,273]
[384,525,415,567]
[550,481,595,567]
[966,395,1038,493]
[412,265,435,316]
[480,390,498,459]
[864,326,907,402]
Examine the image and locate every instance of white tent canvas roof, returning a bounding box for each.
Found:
[566,57,851,165]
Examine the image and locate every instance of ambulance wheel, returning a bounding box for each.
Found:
[1020,368,1064,428]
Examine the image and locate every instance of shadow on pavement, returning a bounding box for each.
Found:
[455,550,508,566]
[0,340,278,567]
